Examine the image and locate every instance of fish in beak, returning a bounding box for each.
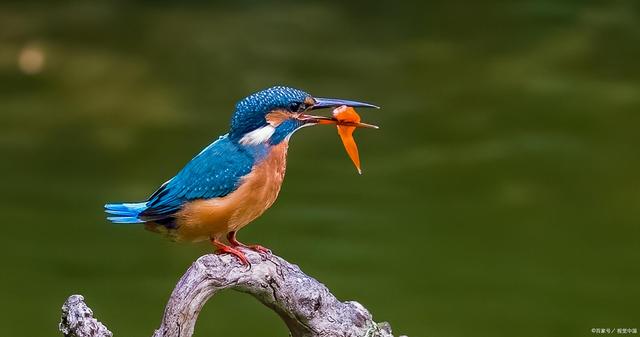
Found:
[298,97,380,174]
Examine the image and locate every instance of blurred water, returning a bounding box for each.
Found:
[1,1,639,336]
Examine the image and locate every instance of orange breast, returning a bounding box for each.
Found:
[175,142,289,242]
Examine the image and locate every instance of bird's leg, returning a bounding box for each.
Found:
[210,237,249,266]
[227,231,272,255]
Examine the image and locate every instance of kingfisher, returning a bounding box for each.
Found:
[105,86,378,265]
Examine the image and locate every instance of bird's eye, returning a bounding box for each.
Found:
[288,102,305,112]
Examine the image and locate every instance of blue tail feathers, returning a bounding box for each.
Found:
[104,202,148,224]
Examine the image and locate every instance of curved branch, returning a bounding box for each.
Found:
[59,248,399,337]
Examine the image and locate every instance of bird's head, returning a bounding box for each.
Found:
[229,86,377,146]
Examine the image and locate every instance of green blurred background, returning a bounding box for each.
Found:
[1,1,639,336]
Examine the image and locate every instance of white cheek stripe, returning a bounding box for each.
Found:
[239,125,276,145]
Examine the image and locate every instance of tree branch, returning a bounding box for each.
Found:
[60,295,112,337]
[59,248,400,337]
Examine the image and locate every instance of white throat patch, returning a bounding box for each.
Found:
[239,125,276,145]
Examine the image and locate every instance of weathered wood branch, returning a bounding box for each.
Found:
[60,295,112,337]
[60,248,400,337]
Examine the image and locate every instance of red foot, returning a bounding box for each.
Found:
[247,244,271,255]
[227,231,272,255]
[210,237,249,266]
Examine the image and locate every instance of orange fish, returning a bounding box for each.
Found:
[315,105,378,173]
[333,106,363,174]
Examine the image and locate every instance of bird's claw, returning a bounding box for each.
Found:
[247,244,272,257]
[211,237,251,267]
[214,245,250,266]
[226,231,272,258]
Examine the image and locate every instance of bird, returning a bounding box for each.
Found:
[105,86,378,265]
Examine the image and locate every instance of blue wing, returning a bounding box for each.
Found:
[105,134,254,224]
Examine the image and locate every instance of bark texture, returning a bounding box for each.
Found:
[59,248,400,337]
[60,295,112,337]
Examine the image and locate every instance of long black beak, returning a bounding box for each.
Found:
[299,97,380,129]
[311,97,380,110]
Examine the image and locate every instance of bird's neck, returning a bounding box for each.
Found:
[259,141,289,175]
[239,140,289,165]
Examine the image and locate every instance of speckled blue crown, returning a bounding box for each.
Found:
[230,86,310,138]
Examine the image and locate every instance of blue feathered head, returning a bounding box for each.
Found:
[230,86,309,138]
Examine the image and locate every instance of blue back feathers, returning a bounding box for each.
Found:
[106,135,255,225]
[106,86,311,225]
